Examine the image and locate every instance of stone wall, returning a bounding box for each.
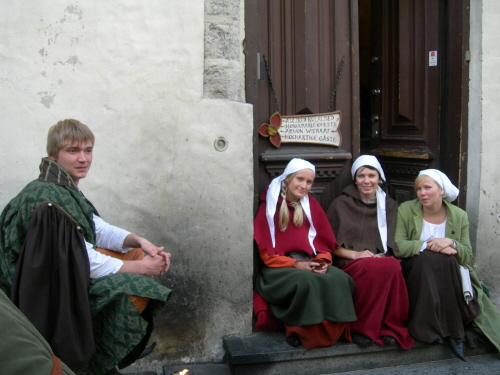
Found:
[204,0,245,101]
[0,0,253,372]
[468,0,500,308]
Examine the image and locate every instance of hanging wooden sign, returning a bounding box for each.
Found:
[258,111,342,148]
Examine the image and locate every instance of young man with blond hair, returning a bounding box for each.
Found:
[0,119,172,375]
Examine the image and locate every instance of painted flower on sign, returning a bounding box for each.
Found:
[258,112,282,147]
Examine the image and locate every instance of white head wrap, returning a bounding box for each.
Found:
[418,169,459,202]
[351,155,388,253]
[266,158,317,253]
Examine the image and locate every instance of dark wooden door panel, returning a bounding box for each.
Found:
[246,0,359,211]
[248,0,469,208]
[372,0,439,158]
[365,0,469,206]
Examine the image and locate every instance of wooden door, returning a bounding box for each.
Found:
[359,0,470,206]
[246,0,469,208]
[245,0,360,212]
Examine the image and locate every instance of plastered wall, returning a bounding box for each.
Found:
[0,0,253,371]
[468,0,500,308]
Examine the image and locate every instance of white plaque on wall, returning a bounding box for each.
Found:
[258,111,342,148]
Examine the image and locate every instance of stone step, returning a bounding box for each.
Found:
[223,332,496,375]
[162,363,231,375]
[332,353,500,375]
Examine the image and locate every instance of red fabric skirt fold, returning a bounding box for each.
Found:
[285,321,352,350]
[342,257,414,349]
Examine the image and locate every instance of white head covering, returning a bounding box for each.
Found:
[418,169,459,202]
[266,158,317,253]
[351,155,388,253]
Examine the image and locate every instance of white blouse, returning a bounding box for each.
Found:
[419,219,447,252]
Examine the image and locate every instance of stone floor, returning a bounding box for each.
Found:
[120,331,498,375]
[338,353,500,375]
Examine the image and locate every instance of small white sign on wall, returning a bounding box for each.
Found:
[429,51,438,66]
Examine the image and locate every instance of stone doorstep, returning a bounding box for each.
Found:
[223,331,497,375]
[161,364,231,375]
[331,353,500,375]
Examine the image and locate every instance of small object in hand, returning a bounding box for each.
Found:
[311,258,326,270]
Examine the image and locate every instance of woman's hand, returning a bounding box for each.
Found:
[426,238,457,256]
[426,238,454,253]
[438,247,457,255]
[333,247,375,261]
[352,250,375,259]
[294,261,311,271]
[310,259,328,274]
[294,260,328,274]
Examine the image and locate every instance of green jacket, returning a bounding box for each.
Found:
[393,199,472,266]
[395,199,500,355]
[0,158,96,295]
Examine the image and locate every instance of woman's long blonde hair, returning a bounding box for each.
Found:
[278,173,305,231]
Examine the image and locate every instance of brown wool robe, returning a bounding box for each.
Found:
[327,184,414,349]
[327,184,398,257]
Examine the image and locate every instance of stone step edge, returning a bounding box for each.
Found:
[223,332,496,366]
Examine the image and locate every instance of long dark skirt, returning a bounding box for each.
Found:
[402,251,480,343]
[255,266,356,327]
[342,257,414,349]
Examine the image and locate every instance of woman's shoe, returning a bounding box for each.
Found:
[285,334,301,347]
[447,336,467,361]
[383,336,397,345]
[351,332,373,348]
[431,336,443,345]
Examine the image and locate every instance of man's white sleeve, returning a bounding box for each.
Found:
[86,240,123,278]
[93,214,133,252]
[86,214,133,278]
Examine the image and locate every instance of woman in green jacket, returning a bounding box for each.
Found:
[394,169,500,361]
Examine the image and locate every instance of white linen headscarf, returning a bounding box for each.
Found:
[351,155,388,253]
[418,169,459,202]
[266,158,317,254]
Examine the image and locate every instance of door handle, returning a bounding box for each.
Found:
[371,115,380,137]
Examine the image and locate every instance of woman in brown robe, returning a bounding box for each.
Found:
[327,155,414,349]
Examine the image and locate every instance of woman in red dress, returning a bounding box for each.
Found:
[254,158,357,349]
